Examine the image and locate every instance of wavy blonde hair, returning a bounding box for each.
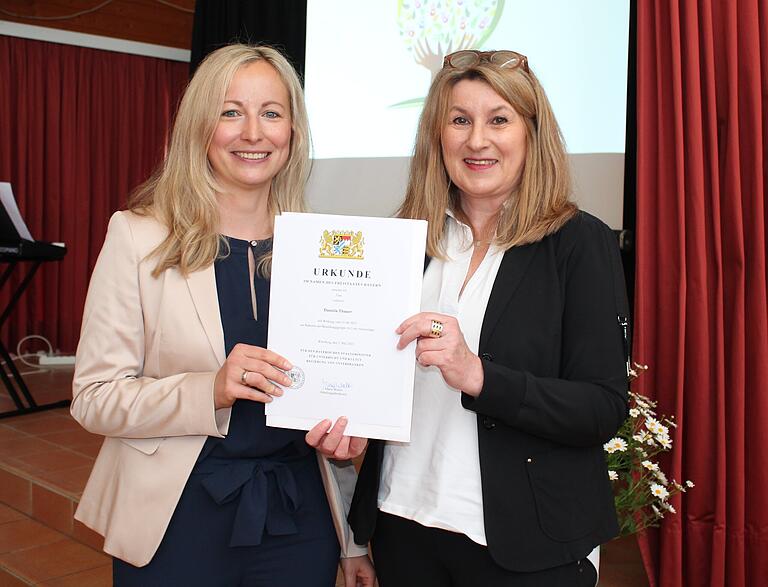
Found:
[399,54,577,257]
[129,44,309,276]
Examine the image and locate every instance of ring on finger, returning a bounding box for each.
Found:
[429,320,444,338]
[240,370,250,385]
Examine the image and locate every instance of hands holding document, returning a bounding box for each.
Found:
[396,312,485,397]
[213,343,293,409]
[305,417,368,460]
[266,213,427,443]
[305,310,485,459]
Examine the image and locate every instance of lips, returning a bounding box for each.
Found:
[464,158,497,170]
[233,151,269,160]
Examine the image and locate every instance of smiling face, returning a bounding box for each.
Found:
[441,78,528,208]
[207,60,292,199]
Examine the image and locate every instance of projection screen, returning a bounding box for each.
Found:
[304,0,630,229]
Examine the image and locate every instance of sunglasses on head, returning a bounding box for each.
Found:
[442,50,529,73]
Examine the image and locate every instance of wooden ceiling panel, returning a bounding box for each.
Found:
[0,0,195,49]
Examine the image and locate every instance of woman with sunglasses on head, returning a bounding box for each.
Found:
[71,44,375,587]
[310,50,630,586]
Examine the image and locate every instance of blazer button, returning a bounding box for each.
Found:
[481,353,493,361]
[482,417,496,430]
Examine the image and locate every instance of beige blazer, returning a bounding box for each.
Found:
[72,211,366,567]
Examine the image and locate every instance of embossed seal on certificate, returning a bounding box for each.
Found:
[286,366,305,389]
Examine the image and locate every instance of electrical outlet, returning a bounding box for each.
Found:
[39,354,76,366]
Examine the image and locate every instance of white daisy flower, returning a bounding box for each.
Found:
[608,470,619,481]
[658,436,672,450]
[642,460,659,471]
[686,480,695,488]
[650,483,670,500]
[654,470,668,485]
[633,431,651,443]
[629,408,640,418]
[645,418,661,433]
[661,502,677,514]
[604,437,628,453]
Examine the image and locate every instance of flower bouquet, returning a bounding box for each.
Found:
[603,364,694,536]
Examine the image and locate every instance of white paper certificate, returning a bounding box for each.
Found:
[265,212,427,441]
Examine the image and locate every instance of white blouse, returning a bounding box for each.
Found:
[377,213,503,545]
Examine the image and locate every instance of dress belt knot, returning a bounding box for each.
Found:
[198,457,302,547]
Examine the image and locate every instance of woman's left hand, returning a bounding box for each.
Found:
[340,554,377,587]
[397,312,484,397]
[306,417,369,460]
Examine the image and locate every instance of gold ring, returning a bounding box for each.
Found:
[240,370,249,385]
[429,320,444,338]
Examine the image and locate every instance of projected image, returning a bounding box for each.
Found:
[305,0,629,159]
[305,0,630,228]
[396,0,503,89]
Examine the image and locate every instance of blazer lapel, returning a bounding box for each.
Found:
[186,265,226,366]
[480,241,540,349]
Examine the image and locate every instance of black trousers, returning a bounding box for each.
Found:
[372,511,597,587]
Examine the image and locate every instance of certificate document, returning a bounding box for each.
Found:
[265,212,427,441]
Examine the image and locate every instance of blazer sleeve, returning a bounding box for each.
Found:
[71,212,230,439]
[462,215,629,447]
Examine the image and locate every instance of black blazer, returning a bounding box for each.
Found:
[349,211,630,572]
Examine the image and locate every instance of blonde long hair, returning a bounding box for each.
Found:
[399,55,577,257]
[129,44,310,276]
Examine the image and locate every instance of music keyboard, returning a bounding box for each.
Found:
[0,240,67,261]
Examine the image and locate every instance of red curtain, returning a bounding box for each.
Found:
[635,0,768,585]
[0,35,188,353]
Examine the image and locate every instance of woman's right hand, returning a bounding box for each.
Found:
[213,343,294,409]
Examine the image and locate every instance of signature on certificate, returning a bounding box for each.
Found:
[320,380,352,396]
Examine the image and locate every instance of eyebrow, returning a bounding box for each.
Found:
[222,99,287,109]
[449,105,513,115]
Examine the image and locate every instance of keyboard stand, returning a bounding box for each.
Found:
[0,253,70,419]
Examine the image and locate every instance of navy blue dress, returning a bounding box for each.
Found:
[114,237,340,587]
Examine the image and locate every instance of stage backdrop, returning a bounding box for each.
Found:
[0,34,187,352]
[635,0,768,585]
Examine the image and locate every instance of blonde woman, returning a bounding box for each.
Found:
[336,50,630,586]
[72,45,375,586]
